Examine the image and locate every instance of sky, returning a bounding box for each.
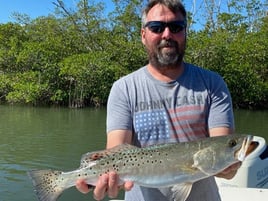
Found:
[0,0,59,23]
[0,0,115,23]
[0,0,207,31]
[0,0,197,24]
[1,0,257,29]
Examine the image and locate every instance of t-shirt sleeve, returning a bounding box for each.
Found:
[207,75,235,130]
[106,80,133,133]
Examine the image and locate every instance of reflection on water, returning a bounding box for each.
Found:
[0,105,267,201]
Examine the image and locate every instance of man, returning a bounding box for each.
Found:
[76,0,240,200]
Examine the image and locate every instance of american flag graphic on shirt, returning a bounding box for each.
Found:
[134,105,207,146]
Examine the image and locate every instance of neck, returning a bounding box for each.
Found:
[147,62,185,82]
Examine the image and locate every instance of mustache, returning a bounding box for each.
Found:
[158,39,178,48]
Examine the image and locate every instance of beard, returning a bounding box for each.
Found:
[147,39,185,69]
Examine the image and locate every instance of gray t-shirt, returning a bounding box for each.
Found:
[107,63,234,201]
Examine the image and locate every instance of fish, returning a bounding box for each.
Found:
[28,134,258,201]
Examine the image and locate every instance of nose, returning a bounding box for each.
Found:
[161,27,172,39]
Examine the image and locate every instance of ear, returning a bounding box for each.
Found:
[141,28,146,45]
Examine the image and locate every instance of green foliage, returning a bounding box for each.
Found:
[0,23,28,73]
[59,52,115,107]
[5,71,48,105]
[0,0,267,108]
[0,73,12,101]
[186,14,268,108]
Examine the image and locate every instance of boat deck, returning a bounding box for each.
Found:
[110,187,268,201]
[219,187,268,201]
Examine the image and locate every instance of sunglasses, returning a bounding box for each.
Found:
[144,20,187,34]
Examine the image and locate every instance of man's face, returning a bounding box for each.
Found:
[141,4,186,69]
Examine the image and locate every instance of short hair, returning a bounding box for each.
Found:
[141,0,187,27]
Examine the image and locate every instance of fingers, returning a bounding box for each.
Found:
[124,181,134,191]
[76,172,134,201]
[93,173,108,200]
[76,179,91,194]
[93,171,120,200]
[107,172,119,198]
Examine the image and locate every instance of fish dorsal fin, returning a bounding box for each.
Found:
[80,144,137,168]
[171,183,193,201]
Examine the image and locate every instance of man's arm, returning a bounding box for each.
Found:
[106,130,132,148]
[209,127,233,137]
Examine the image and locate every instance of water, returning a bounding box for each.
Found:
[0,106,108,201]
[0,105,267,201]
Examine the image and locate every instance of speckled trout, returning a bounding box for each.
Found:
[28,134,258,201]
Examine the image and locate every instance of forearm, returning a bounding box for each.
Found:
[209,127,233,137]
[106,130,133,149]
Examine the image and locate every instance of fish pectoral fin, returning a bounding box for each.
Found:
[80,144,137,168]
[171,183,193,201]
[192,148,216,175]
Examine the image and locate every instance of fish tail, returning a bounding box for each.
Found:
[28,170,65,201]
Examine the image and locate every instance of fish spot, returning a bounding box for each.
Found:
[90,153,104,160]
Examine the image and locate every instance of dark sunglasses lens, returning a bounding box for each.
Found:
[169,22,185,33]
[146,21,185,33]
[147,22,165,33]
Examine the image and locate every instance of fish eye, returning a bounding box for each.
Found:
[228,139,237,147]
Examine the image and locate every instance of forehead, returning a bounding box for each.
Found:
[146,4,184,22]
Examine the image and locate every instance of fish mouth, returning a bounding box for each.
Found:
[236,135,259,161]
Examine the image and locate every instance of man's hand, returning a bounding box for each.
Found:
[216,162,242,180]
[75,171,134,200]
